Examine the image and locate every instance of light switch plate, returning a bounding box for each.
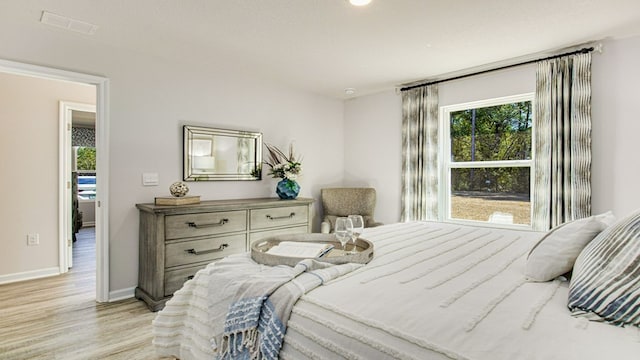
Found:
[142,173,159,186]
[27,233,39,246]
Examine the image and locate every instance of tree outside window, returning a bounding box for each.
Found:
[76,147,96,171]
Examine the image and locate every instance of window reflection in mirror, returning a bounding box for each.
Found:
[183,126,262,181]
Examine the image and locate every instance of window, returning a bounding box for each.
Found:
[441,94,533,227]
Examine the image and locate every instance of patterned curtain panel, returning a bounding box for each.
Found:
[401,84,439,222]
[532,52,592,231]
[72,127,95,147]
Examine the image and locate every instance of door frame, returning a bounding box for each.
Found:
[0,58,111,302]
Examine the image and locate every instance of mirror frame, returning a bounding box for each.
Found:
[183,125,262,181]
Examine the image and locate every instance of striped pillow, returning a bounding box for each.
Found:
[568,209,640,326]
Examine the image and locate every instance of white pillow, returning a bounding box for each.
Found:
[524,211,616,282]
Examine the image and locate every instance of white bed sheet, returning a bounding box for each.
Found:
[153,221,640,360]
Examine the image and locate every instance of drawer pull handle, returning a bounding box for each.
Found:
[186,218,229,228]
[185,244,228,255]
[266,212,295,221]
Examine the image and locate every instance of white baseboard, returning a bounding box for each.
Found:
[0,267,60,285]
[109,286,136,302]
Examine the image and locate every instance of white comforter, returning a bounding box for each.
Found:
[153,221,640,360]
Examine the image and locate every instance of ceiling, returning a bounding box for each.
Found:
[6,0,640,99]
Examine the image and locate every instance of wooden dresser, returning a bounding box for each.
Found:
[135,197,314,311]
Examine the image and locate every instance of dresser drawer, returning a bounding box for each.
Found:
[250,205,308,230]
[164,264,205,296]
[165,233,246,268]
[249,225,310,244]
[165,210,247,240]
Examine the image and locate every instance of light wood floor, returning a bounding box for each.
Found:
[0,228,169,360]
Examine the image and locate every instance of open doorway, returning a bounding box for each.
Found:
[0,58,110,302]
[59,101,97,272]
[63,104,97,270]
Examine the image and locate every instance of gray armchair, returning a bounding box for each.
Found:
[320,187,383,233]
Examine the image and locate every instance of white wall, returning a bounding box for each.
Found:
[343,91,402,224]
[344,36,640,224]
[0,71,95,276]
[0,19,344,292]
[591,36,640,218]
[106,54,345,290]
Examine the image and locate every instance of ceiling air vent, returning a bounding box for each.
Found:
[40,11,98,35]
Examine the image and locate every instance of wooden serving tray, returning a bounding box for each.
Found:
[251,233,374,267]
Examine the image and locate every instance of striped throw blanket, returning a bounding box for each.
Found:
[217,258,361,360]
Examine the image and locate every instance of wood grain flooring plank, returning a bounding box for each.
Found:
[0,228,174,360]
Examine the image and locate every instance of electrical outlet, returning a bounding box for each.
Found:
[27,233,39,246]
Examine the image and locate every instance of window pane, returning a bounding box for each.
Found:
[450,167,530,225]
[450,101,532,162]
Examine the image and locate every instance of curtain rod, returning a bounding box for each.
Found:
[399,46,595,92]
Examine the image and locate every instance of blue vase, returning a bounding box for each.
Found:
[276,178,300,200]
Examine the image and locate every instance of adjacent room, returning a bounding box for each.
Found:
[1,0,640,359]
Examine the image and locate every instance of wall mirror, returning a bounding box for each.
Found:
[183,125,262,181]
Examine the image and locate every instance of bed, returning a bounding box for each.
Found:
[152,216,640,360]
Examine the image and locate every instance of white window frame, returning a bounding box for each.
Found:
[439,93,535,229]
